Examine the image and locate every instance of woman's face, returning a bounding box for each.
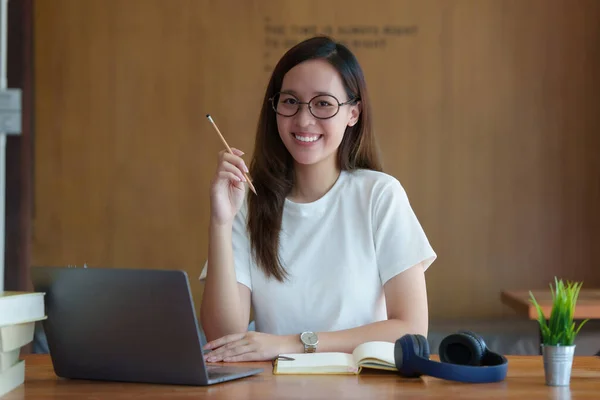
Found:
[275,59,360,168]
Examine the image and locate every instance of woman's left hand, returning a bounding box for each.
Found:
[204,331,301,362]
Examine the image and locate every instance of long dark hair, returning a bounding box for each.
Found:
[247,36,382,281]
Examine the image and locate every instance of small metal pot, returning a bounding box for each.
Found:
[541,344,576,386]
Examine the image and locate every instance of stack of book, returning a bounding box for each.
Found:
[0,291,46,397]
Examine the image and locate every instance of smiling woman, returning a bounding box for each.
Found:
[199,36,436,363]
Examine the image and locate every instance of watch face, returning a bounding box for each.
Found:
[301,332,318,345]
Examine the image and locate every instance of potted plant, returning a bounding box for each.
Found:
[529,277,589,386]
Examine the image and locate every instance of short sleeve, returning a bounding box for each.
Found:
[198,202,253,291]
[373,178,437,285]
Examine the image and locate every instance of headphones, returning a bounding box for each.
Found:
[394,330,508,383]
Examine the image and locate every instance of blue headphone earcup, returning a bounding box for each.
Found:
[458,330,487,362]
[439,331,486,366]
[416,334,430,359]
[394,334,430,378]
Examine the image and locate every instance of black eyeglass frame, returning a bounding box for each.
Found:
[268,92,360,120]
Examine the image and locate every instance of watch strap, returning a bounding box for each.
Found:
[304,343,317,353]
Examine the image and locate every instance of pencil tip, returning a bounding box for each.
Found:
[206,114,210,118]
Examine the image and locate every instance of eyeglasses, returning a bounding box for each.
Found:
[269,92,359,120]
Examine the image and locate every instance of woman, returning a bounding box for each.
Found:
[199,36,436,362]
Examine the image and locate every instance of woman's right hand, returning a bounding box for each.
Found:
[210,148,249,226]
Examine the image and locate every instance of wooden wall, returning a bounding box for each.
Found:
[32,0,600,319]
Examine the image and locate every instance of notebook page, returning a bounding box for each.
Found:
[352,341,396,367]
[276,352,356,372]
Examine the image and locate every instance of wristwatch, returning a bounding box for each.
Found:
[300,331,319,353]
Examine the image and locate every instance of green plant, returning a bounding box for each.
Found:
[529,277,589,346]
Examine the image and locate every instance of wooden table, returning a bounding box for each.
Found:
[3,354,600,399]
[501,289,600,320]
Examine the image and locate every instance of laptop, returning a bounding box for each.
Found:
[31,266,263,386]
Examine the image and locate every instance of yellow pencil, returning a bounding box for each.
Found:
[206,114,257,196]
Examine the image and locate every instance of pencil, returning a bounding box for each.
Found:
[206,114,257,196]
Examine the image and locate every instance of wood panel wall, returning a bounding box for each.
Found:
[32,0,600,319]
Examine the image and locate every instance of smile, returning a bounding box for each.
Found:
[293,133,322,143]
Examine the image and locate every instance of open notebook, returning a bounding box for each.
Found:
[273,341,397,375]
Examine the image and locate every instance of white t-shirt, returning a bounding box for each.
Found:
[199,169,436,336]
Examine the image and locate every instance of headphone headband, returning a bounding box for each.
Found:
[410,352,508,383]
[394,331,508,384]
